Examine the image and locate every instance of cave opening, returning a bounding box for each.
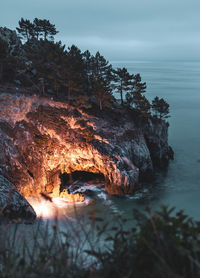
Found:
[60,171,105,193]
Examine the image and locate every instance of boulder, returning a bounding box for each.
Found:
[0,175,36,221]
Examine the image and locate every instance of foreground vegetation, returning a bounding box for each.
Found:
[1,205,200,278]
[0,18,169,119]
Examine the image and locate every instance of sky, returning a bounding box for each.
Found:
[1,0,200,61]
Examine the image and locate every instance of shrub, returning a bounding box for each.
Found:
[1,206,200,277]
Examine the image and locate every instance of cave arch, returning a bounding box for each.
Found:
[59,171,105,192]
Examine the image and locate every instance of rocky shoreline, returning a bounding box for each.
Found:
[0,92,173,221]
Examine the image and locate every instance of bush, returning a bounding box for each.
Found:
[1,205,200,277]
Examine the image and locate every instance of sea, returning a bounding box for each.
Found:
[2,60,200,258]
[109,60,200,219]
[28,60,200,221]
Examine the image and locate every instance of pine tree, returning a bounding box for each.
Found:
[114,67,133,105]
[33,18,43,40]
[91,77,113,110]
[16,18,58,41]
[83,50,92,72]
[125,73,147,107]
[152,97,170,119]
[129,92,151,118]
[132,73,146,94]
[40,19,58,40]
[60,45,86,103]
[16,18,34,41]
[91,51,112,79]
[24,40,65,95]
[0,38,8,81]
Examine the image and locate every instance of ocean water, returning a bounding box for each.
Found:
[29,60,200,221]
[108,60,200,219]
[45,60,200,221]
[3,60,200,252]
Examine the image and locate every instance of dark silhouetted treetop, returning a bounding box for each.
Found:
[152,97,170,119]
[24,39,66,95]
[0,38,19,82]
[114,67,133,105]
[0,38,8,60]
[91,76,113,111]
[0,38,8,81]
[16,18,58,42]
[91,51,113,79]
[59,45,87,102]
[16,18,34,41]
[132,73,146,94]
[39,19,58,41]
[33,18,43,40]
[127,91,151,118]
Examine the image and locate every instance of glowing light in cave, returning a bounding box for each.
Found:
[27,196,91,219]
[27,197,70,219]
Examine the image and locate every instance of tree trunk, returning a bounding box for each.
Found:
[42,80,45,96]
[120,81,123,105]
[120,88,123,105]
[0,63,3,83]
[99,100,102,111]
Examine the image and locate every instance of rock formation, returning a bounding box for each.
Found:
[0,92,173,219]
[0,175,36,221]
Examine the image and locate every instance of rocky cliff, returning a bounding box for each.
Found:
[0,92,173,220]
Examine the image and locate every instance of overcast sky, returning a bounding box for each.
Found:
[1,0,200,61]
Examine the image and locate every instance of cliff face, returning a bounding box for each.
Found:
[0,92,173,219]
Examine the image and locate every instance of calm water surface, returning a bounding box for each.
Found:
[4,60,200,246]
[50,60,200,221]
[109,60,200,219]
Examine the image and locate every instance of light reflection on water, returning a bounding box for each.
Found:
[27,197,91,219]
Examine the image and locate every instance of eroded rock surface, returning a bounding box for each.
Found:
[0,175,36,221]
[0,93,173,215]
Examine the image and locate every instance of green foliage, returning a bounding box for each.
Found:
[0,38,8,59]
[114,67,133,105]
[88,206,200,278]
[3,19,170,118]
[60,45,87,102]
[0,38,18,82]
[127,91,151,118]
[91,76,113,110]
[152,96,170,119]
[132,73,146,94]
[1,206,200,278]
[16,17,58,42]
[16,18,34,41]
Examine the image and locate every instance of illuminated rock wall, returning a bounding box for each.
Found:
[0,93,172,203]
